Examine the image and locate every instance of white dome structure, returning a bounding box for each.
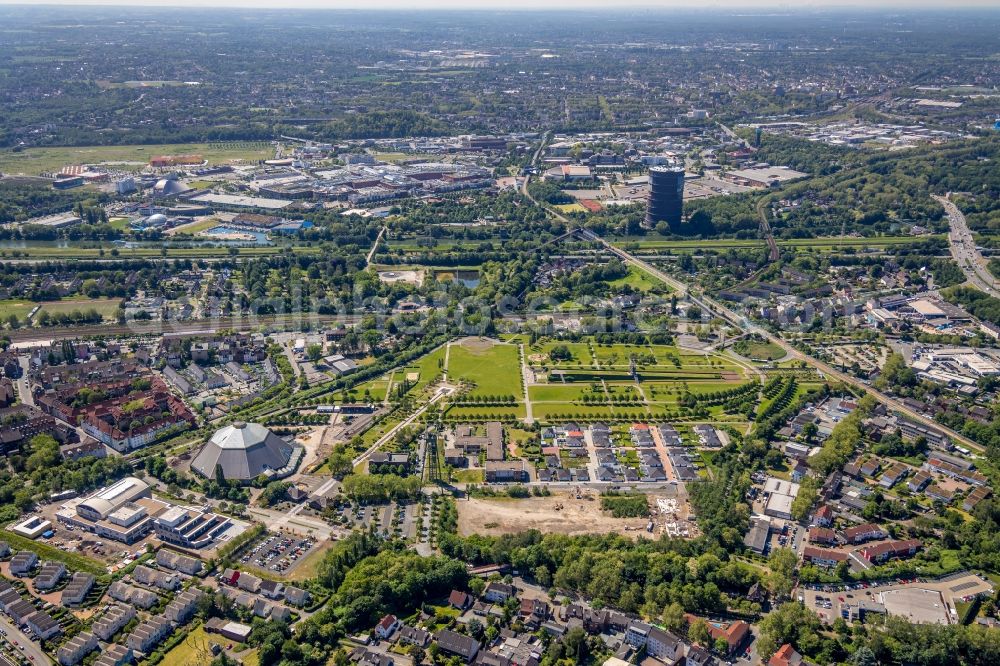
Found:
[191,422,301,482]
[153,176,190,197]
[145,213,168,226]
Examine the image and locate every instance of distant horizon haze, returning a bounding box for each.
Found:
[1,0,999,9]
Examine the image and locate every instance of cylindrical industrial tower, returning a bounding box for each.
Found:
[645,166,684,229]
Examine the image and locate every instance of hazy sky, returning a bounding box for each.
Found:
[1,0,998,8]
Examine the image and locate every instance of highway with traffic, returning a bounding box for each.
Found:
[934,194,1000,298]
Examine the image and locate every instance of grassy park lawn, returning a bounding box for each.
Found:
[0,299,35,321]
[445,405,526,420]
[448,339,523,398]
[528,384,598,403]
[735,339,786,361]
[607,265,663,292]
[528,341,594,367]
[334,378,388,404]
[38,297,121,318]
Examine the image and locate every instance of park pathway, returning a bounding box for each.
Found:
[519,343,534,424]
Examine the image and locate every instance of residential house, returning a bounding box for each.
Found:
[58,631,98,666]
[259,579,285,600]
[164,588,204,624]
[483,582,516,603]
[803,546,849,568]
[808,527,837,546]
[879,463,909,489]
[93,603,136,640]
[285,585,311,607]
[435,629,480,662]
[397,624,431,648]
[842,524,887,545]
[768,644,802,666]
[9,550,38,575]
[61,572,95,606]
[25,611,62,640]
[126,615,173,654]
[132,564,179,591]
[376,614,400,639]
[859,539,921,564]
[34,561,66,590]
[156,549,203,576]
[449,589,472,610]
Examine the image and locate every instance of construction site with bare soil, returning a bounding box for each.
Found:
[456,490,697,539]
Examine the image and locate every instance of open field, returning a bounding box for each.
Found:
[334,378,389,404]
[283,538,336,582]
[607,265,663,292]
[448,338,523,398]
[457,493,650,537]
[0,141,273,176]
[165,217,224,236]
[161,624,259,666]
[161,625,216,666]
[39,297,121,317]
[528,384,595,403]
[554,203,588,214]
[446,405,526,419]
[0,299,35,321]
[527,341,594,367]
[0,297,120,321]
[734,339,786,361]
[406,344,448,394]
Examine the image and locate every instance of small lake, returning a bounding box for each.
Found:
[454,270,480,288]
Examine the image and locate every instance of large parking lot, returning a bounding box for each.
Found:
[334,500,419,541]
[799,572,993,626]
[240,533,317,575]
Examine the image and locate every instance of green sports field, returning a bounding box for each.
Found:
[0,141,273,176]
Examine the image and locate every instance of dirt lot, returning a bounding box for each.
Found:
[378,269,423,286]
[457,493,651,537]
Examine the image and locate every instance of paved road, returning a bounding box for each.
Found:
[15,356,33,406]
[718,121,750,148]
[518,344,533,424]
[366,226,387,267]
[584,229,984,453]
[0,615,50,665]
[934,194,1000,298]
[246,505,339,539]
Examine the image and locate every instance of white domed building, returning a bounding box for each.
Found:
[191,422,302,482]
[152,174,191,198]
